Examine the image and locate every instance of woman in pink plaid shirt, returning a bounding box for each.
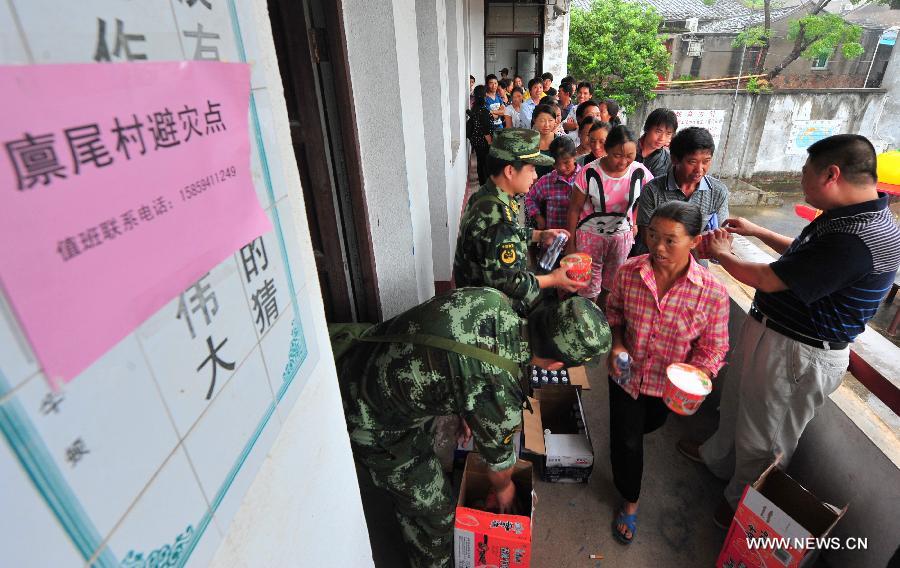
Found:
[605,201,730,545]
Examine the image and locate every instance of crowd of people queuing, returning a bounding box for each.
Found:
[333,71,900,568]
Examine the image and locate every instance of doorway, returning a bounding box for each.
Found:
[267,0,380,323]
[484,1,543,79]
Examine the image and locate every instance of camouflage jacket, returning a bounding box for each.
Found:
[453,181,540,315]
[338,288,531,471]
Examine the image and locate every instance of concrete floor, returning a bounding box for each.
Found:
[358,368,731,568]
[357,302,749,568]
[525,360,729,568]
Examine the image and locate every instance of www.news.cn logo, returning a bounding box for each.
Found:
[747,537,868,551]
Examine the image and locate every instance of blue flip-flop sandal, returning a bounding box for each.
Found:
[612,509,637,545]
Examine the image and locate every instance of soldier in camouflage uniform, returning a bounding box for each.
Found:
[454,128,585,315]
[336,287,611,568]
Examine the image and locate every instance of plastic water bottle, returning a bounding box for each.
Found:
[614,352,631,386]
[539,233,568,271]
[705,213,720,265]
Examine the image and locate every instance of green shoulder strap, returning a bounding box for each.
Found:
[358,332,521,376]
[328,322,377,363]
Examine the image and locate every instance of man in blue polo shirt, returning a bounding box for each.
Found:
[677,134,900,528]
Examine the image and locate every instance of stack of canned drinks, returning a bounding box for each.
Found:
[573,403,586,436]
[530,366,569,388]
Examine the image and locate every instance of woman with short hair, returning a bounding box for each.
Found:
[605,201,729,546]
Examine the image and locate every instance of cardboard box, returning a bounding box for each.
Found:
[521,386,594,483]
[454,453,535,568]
[717,462,847,568]
[567,366,591,390]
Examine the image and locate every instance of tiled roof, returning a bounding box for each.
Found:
[697,6,796,33]
[573,0,751,21]
[844,4,900,28]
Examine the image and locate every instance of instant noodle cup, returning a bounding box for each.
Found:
[663,363,712,415]
[560,253,591,282]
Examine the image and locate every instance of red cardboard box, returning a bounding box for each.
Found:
[717,462,846,568]
[454,453,534,568]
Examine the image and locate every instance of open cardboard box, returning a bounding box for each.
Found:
[520,386,594,483]
[717,461,847,568]
[454,453,535,568]
[567,365,590,390]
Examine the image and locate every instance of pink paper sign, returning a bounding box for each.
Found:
[0,61,271,385]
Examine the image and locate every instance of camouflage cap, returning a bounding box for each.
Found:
[488,128,555,167]
[527,297,611,366]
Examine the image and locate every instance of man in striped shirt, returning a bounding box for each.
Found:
[678,134,900,528]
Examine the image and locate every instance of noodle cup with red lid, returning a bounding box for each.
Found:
[663,363,712,416]
[560,253,591,282]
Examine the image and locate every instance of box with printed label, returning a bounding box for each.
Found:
[454,453,534,568]
[520,385,593,483]
[716,462,846,568]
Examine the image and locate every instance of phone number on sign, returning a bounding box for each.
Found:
[180,166,238,201]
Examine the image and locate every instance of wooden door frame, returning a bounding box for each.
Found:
[268,0,381,323]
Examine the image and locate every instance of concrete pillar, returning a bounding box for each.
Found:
[468,0,485,83]
[416,0,454,284]
[342,0,435,317]
[542,5,569,81]
[446,0,471,267]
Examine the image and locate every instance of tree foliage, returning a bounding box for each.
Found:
[731,0,866,79]
[787,13,864,61]
[733,26,771,48]
[568,0,671,112]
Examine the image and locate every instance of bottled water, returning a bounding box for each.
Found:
[538,233,568,271]
[613,352,631,386]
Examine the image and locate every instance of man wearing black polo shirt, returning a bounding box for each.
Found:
[677,134,900,528]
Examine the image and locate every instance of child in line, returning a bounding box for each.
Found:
[565,125,652,308]
[526,136,582,231]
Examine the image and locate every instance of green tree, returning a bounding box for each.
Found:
[732,0,868,80]
[568,0,670,112]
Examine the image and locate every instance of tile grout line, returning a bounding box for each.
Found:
[6,0,34,63]
[134,331,219,516]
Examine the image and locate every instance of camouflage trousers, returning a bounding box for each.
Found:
[350,421,454,568]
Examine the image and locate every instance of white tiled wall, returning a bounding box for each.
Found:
[14,336,180,538]
[0,441,84,568]
[0,1,326,566]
